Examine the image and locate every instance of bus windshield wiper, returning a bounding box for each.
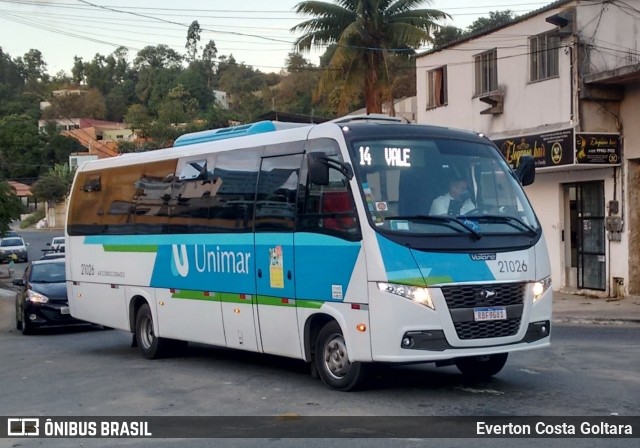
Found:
[467,215,537,234]
[386,215,482,240]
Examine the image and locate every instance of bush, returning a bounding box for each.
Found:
[19,209,45,229]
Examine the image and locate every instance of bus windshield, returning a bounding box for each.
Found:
[349,137,539,237]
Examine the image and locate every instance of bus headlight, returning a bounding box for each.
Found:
[533,277,552,302]
[27,290,50,303]
[377,282,435,310]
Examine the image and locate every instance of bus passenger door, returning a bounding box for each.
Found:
[254,152,303,358]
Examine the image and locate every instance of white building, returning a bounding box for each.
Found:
[416,0,640,297]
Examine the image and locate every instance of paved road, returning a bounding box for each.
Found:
[0,291,638,447]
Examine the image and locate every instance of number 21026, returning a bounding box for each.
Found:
[498,260,527,273]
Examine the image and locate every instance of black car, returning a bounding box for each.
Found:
[14,259,85,334]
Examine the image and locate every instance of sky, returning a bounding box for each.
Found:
[0,0,556,75]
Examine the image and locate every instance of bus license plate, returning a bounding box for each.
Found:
[60,306,70,315]
[473,307,506,321]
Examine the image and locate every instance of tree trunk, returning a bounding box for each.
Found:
[365,54,383,114]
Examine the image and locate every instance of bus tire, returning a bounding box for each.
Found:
[135,303,172,359]
[454,353,508,380]
[315,321,368,391]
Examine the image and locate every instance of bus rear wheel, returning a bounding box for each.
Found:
[315,321,368,391]
[454,353,508,380]
[135,303,180,359]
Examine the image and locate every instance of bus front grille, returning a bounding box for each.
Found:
[453,318,521,339]
[440,283,525,309]
[441,283,526,340]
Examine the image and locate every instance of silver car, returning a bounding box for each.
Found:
[0,237,29,263]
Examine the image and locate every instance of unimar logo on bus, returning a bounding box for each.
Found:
[171,244,252,278]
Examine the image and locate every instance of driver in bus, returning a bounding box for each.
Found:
[429,176,475,216]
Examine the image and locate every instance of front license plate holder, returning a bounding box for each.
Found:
[473,306,507,321]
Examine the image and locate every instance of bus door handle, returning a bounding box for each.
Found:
[287,270,292,280]
[258,269,262,278]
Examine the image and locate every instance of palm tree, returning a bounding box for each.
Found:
[291,0,449,114]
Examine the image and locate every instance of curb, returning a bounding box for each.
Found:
[553,317,640,326]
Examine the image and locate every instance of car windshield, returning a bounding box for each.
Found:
[349,137,539,237]
[30,263,66,283]
[1,237,22,247]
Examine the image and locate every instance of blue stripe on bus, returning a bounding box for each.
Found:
[293,233,360,301]
[376,234,495,285]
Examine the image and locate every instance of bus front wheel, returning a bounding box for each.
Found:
[454,353,508,379]
[315,321,368,391]
[135,303,175,359]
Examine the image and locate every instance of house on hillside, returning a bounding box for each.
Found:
[39,118,134,158]
[7,181,39,213]
[415,0,640,297]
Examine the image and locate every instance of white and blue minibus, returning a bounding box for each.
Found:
[66,115,552,390]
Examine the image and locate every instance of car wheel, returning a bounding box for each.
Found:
[314,321,369,391]
[21,311,33,335]
[16,308,22,331]
[454,353,508,380]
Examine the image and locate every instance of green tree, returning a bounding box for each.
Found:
[134,45,183,70]
[15,49,49,94]
[0,114,42,179]
[467,10,515,34]
[31,164,74,203]
[40,88,107,120]
[157,84,198,125]
[201,39,218,88]
[72,56,85,84]
[41,134,83,168]
[106,80,136,122]
[272,53,319,115]
[0,181,23,235]
[0,48,39,118]
[185,21,202,63]
[432,25,464,48]
[177,64,215,112]
[291,0,448,114]
[124,103,152,138]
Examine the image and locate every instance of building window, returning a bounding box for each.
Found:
[426,66,447,109]
[474,49,498,95]
[530,33,560,82]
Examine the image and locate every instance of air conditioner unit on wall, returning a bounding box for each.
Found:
[479,91,504,115]
[546,7,575,37]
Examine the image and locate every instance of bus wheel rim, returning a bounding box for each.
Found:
[323,333,350,379]
[140,315,154,349]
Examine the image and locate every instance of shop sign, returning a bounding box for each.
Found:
[575,133,621,165]
[492,128,574,169]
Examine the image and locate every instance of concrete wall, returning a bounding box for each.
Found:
[577,1,640,74]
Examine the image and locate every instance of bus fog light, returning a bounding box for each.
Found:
[402,337,413,347]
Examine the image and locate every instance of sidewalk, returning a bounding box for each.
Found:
[0,265,639,325]
[552,290,640,325]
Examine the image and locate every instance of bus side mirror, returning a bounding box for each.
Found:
[307,153,354,186]
[516,155,535,186]
[307,153,329,185]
